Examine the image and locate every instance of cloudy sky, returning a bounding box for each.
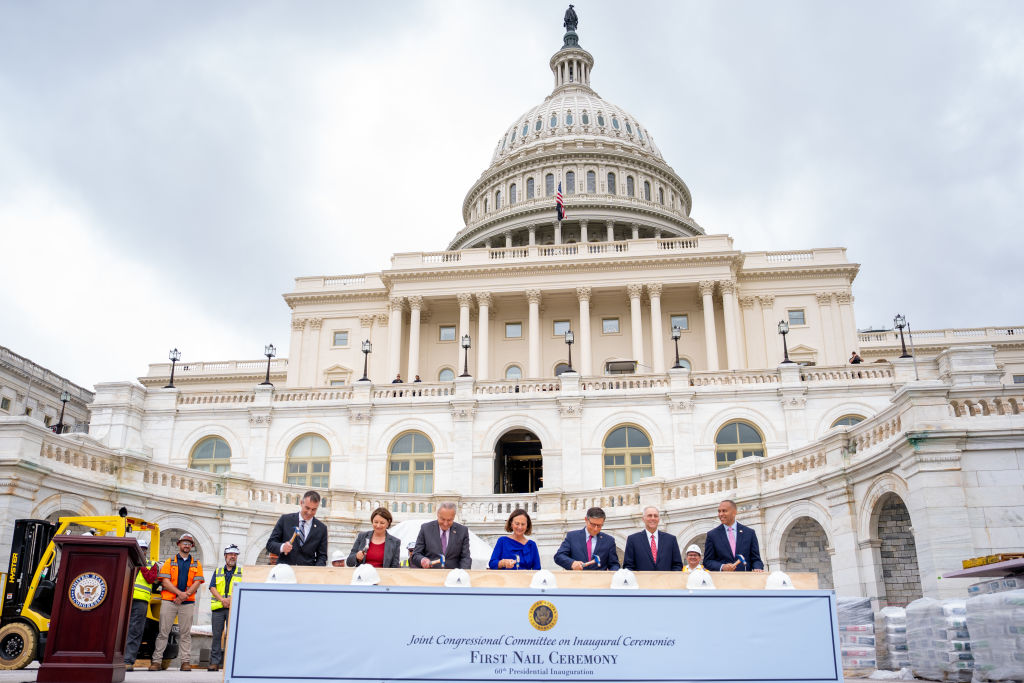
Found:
[1,1,1021,390]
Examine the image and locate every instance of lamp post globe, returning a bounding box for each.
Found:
[164,348,181,389]
[360,340,372,382]
[671,326,682,369]
[564,330,574,372]
[460,334,472,377]
[260,344,277,386]
[894,314,911,358]
[778,320,794,364]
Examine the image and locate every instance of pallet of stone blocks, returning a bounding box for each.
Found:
[876,606,910,670]
[966,588,1024,682]
[837,597,877,673]
[906,598,973,681]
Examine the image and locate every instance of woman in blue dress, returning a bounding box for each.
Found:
[488,509,541,570]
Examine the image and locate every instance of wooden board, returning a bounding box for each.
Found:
[242,566,819,590]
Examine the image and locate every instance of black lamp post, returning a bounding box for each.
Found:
[55,390,70,434]
[360,340,372,381]
[778,320,794,364]
[260,344,276,386]
[164,348,181,389]
[671,326,683,369]
[564,329,575,372]
[894,314,911,358]
[460,334,472,377]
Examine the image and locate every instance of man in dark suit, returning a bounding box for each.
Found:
[554,507,620,571]
[623,506,683,571]
[266,490,328,566]
[413,502,471,569]
[703,499,763,572]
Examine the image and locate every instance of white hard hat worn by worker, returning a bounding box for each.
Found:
[685,544,702,556]
[224,544,241,555]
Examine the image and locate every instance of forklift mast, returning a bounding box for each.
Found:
[1,520,57,621]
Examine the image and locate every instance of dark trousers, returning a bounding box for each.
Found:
[124,599,148,663]
[210,608,229,666]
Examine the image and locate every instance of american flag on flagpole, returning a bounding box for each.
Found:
[556,182,566,221]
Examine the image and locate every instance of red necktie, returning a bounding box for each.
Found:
[586,535,593,561]
[650,533,657,564]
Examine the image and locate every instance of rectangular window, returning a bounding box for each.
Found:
[670,314,689,331]
[602,318,620,334]
[0,397,9,412]
[553,320,571,336]
[332,331,349,347]
[44,415,53,426]
[329,380,346,386]
[439,325,456,341]
[1014,375,1024,384]
[788,309,806,326]
[505,322,522,339]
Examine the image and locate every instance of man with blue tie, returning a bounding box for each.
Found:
[554,507,620,571]
[623,506,683,571]
[703,499,764,572]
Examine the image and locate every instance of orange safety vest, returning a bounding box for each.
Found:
[159,554,204,602]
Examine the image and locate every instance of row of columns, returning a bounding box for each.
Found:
[484,220,660,248]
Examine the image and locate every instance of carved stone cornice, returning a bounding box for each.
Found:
[526,289,542,305]
[475,292,493,308]
[375,313,389,327]
[646,283,663,299]
[248,414,272,426]
[739,296,756,309]
[698,280,716,298]
[557,398,582,417]
[757,294,775,307]
[359,314,375,328]
[576,286,592,303]
[449,400,478,422]
[291,317,307,331]
[626,283,644,300]
[835,291,853,305]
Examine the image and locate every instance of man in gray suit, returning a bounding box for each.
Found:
[413,502,471,569]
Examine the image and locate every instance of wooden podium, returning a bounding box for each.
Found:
[38,536,145,683]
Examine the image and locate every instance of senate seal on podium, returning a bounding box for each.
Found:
[528,600,557,631]
[69,572,107,611]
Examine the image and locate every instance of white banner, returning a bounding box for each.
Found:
[225,584,843,683]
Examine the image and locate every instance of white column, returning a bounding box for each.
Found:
[830,294,845,362]
[580,219,588,243]
[553,220,561,245]
[627,284,644,369]
[719,280,740,370]
[631,223,640,240]
[836,291,857,357]
[577,287,592,375]
[699,281,719,371]
[476,292,491,380]
[739,296,756,368]
[457,292,473,373]
[407,296,422,381]
[606,220,615,242]
[527,289,542,378]
[759,295,776,365]
[387,296,404,381]
[648,283,665,373]
[747,297,767,368]
[528,226,536,246]
[504,231,512,248]
[816,292,836,365]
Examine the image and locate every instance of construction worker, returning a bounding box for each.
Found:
[123,539,160,672]
[150,532,204,672]
[208,544,241,671]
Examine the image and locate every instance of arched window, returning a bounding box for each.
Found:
[612,117,620,130]
[189,436,231,474]
[387,431,434,493]
[549,113,557,128]
[607,173,616,194]
[581,112,590,125]
[522,122,529,137]
[626,176,635,197]
[495,190,502,209]
[439,368,455,381]
[526,177,535,199]
[484,198,488,212]
[566,112,573,125]
[715,421,764,469]
[625,121,633,134]
[658,187,664,204]
[830,415,865,428]
[643,181,651,201]
[603,425,653,486]
[505,365,523,380]
[545,174,555,197]
[535,119,542,132]
[285,434,331,488]
[554,362,572,376]
[586,171,596,193]
[676,358,692,370]
[565,171,575,194]
[510,183,517,204]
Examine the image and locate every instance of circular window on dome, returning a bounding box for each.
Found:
[549,114,557,128]
[597,114,605,127]
[522,123,529,137]
[612,117,620,130]
[581,112,589,125]
[535,119,542,132]
[625,121,633,134]
[566,112,573,125]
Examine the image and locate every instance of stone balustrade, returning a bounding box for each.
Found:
[859,326,1024,344]
[147,358,288,378]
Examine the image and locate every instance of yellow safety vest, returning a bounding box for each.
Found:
[132,570,153,601]
[210,565,242,611]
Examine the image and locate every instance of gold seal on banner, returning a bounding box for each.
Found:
[528,600,557,631]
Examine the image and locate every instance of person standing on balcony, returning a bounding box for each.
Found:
[849,351,862,364]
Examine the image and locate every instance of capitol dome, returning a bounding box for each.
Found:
[449,16,703,251]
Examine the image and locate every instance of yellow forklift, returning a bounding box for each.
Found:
[0,509,178,670]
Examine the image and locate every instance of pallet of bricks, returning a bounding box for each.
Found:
[965,577,1024,682]
[837,597,876,675]
[907,597,972,681]
[876,606,910,671]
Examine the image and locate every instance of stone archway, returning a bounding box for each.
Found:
[875,493,922,607]
[780,517,834,589]
[493,429,543,494]
[45,510,94,536]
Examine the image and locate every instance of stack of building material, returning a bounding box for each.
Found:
[876,606,910,670]
[837,597,877,672]
[907,598,973,681]
[966,588,1024,682]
